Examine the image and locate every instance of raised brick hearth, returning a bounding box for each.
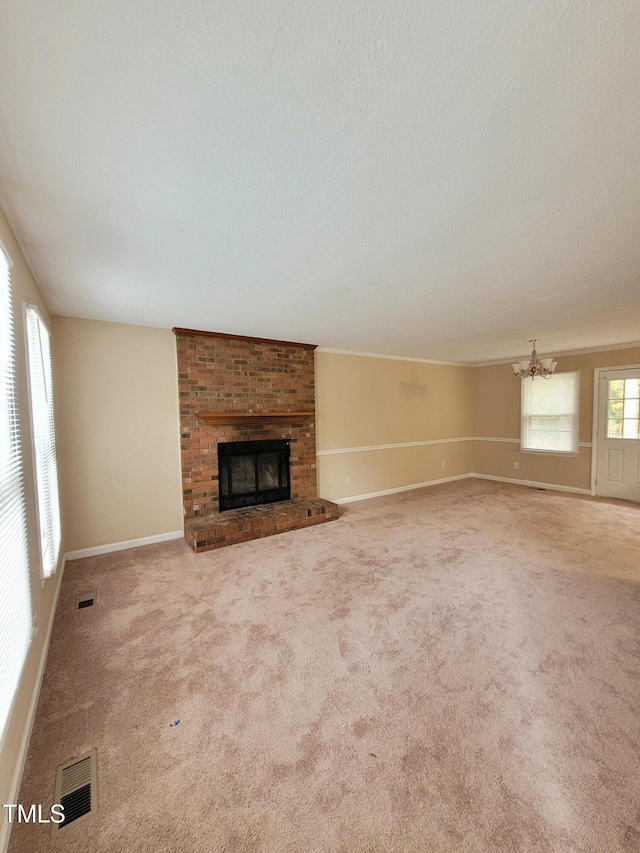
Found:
[185,497,339,552]
[174,328,338,550]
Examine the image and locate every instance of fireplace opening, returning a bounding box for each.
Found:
[218,439,291,511]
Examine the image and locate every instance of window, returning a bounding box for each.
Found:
[0,246,32,747]
[25,305,61,578]
[606,377,640,439]
[521,371,579,453]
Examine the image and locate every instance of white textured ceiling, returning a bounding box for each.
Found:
[1,1,639,362]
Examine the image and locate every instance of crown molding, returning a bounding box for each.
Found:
[318,341,640,367]
[472,340,640,368]
[315,347,468,367]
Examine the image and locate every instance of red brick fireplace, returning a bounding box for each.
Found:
[174,328,338,551]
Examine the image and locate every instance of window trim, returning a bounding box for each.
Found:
[520,370,580,455]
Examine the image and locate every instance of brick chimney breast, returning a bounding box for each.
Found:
[174,329,318,520]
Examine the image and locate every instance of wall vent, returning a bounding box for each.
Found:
[76,590,97,610]
[54,750,97,832]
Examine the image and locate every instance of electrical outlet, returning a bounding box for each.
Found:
[514,462,519,470]
[441,461,446,468]
[346,476,351,484]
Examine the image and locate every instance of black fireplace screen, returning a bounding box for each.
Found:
[218,439,291,511]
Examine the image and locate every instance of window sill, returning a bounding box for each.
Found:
[520,448,579,457]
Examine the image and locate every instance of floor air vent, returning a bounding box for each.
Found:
[76,590,97,610]
[54,750,97,831]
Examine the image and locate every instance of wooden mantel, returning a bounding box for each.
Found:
[198,411,314,426]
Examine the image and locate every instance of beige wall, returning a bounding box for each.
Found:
[317,345,640,500]
[52,318,184,552]
[0,207,63,847]
[51,337,640,536]
[472,346,640,491]
[315,351,475,500]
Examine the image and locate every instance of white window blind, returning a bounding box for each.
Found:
[521,371,579,453]
[0,246,33,748]
[25,305,61,578]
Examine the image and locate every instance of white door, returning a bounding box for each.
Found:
[596,368,640,501]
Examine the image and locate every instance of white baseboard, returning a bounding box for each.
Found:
[0,555,67,853]
[332,472,591,505]
[332,473,473,504]
[471,473,591,495]
[65,529,184,561]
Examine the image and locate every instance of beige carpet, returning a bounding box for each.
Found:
[9,479,640,852]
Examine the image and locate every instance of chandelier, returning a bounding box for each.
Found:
[512,340,557,380]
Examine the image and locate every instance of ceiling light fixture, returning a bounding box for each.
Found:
[512,340,557,380]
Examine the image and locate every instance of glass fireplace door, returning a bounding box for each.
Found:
[218,440,291,511]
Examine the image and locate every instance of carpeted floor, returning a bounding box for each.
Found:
[8,479,640,852]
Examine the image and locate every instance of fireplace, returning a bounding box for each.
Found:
[218,439,291,511]
[176,328,338,550]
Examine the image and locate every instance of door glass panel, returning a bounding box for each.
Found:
[622,419,640,439]
[607,419,623,438]
[625,378,640,398]
[230,456,256,494]
[607,378,640,440]
[609,379,624,398]
[257,453,280,491]
[624,398,639,419]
